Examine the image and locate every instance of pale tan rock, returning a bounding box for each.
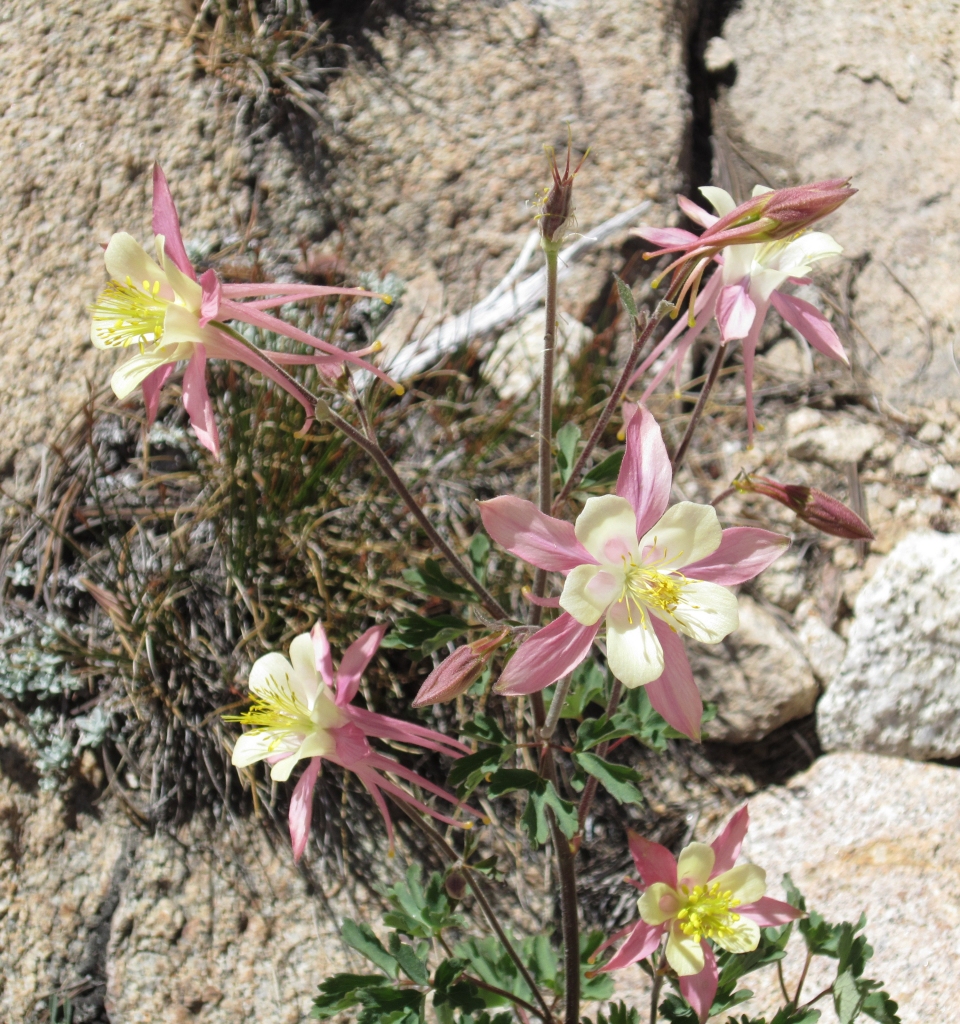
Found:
[786,422,884,468]
[793,599,846,687]
[691,596,819,742]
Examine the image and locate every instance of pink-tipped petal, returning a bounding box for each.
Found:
[181,348,220,457]
[646,619,702,740]
[354,768,396,852]
[683,527,789,585]
[479,496,595,573]
[495,613,598,695]
[740,896,805,927]
[709,805,749,875]
[310,621,336,688]
[770,290,849,365]
[636,227,701,247]
[679,943,718,1024]
[523,590,562,607]
[628,832,679,888]
[336,624,388,705]
[617,406,672,538]
[199,268,222,327]
[349,706,470,757]
[717,281,757,342]
[289,757,321,862]
[141,363,175,425]
[219,283,381,300]
[598,920,664,972]
[677,194,718,228]
[152,164,196,281]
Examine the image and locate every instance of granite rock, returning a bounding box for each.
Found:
[818,531,960,759]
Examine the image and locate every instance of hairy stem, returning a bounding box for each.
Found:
[793,947,813,1006]
[538,248,559,526]
[649,967,665,1024]
[551,299,671,514]
[387,797,555,1023]
[670,340,726,478]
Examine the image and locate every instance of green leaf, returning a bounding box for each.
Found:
[341,919,398,978]
[615,275,639,319]
[558,657,607,718]
[460,713,510,747]
[573,752,644,804]
[486,767,542,797]
[487,768,577,847]
[556,422,582,484]
[311,974,386,1019]
[380,614,469,658]
[402,558,476,603]
[834,968,863,1024]
[860,985,900,1024]
[469,534,491,584]
[356,985,423,1024]
[447,745,514,798]
[580,450,624,488]
[388,932,430,986]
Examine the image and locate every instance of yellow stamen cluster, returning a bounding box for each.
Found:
[91,277,166,350]
[676,881,741,942]
[224,678,314,750]
[619,556,684,624]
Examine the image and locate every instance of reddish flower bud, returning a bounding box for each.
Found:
[412,630,510,708]
[537,136,588,250]
[736,474,874,541]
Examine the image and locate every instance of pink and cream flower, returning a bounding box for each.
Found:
[596,807,803,1023]
[91,164,400,456]
[479,408,788,738]
[226,622,478,861]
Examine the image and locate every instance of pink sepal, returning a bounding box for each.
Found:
[495,613,598,695]
[181,347,220,457]
[152,164,196,281]
[141,363,175,426]
[628,831,679,888]
[597,920,664,972]
[199,268,222,327]
[717,281,757,341]
[523,590,562,608]
[678,194,718,228]
[646,619,702,740]
[740,896,805,927]
[336,624,388,706]
[636,227,701,247]
[770,290,849,365]
[617,406,672,539]
[289,757,321,862]
[710,805,749,874]
[679,942,718,1024]
[683,527,788,585]
[310,620,336,688]
[479,496,596,573]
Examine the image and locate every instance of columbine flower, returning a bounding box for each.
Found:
[479,408,787,738]
[633,184,850,440]
[226,622,478,860]
[91,164,401,456]
[595,807,803,1023]
[638,178,855,317]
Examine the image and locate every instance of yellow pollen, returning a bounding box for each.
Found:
[675,882,741,942]
[618,556,684,624]
[223,677,314,751]
[91,278,167,350]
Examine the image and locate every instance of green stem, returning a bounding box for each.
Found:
[575,678,623,833]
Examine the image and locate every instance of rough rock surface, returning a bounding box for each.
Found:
[720,0,960,405]
[325,0,690,336]
[691,596,819,743]
[818,531,960,759]
[0,729,353,1023]
[738,753,960,1023]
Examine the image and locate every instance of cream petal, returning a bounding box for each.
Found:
[270,752,301,782]
[295,729,336,760]
[288,633,320,707]
[249,652,297,698]
[560,565,617,625]
[605,608,664,688]
[714,916,761,955]
[105,233,174,301]
[751,185,774,197]
[231,730,276,767]
[699,186,737,217]
[638,882,680,925]
[721,242,758,285]
[676,842,715,887]
[665,927,705,976]
[713,863,767,906]
[162,301,208,348]
[312,690,346,731]
[639,502,722,571]
[749,267,792,304]
[574,495,638,563]
[769,231,842,270]
[660,580,740,644]
[110,345,190,400]
[156,235,203,311]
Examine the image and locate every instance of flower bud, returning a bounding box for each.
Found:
[412,630,510,707]
[445,870,468,901]
[736,474,873,540]
[537,136,588,251]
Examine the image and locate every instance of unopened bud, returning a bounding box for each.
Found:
[412,630,510,707]
[445,870,468,901]
[736,474,874,540]
[537,134,588,251]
